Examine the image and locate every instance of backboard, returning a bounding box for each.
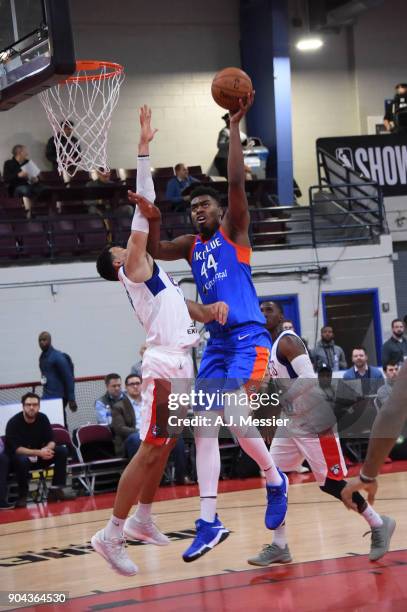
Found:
[0,0,75,111]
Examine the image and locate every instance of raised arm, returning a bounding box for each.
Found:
[123,106,158,283]
[222,92,254,244]
[135,195,195,262]
[137,105,157,201]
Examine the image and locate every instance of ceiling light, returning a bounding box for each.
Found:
[296,37,324,51]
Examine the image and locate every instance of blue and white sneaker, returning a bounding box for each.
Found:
[265,469,289,530]
[182,514,230,562]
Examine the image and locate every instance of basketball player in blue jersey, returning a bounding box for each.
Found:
[248,301,395,566]
[91,106,229,576]
[144,93,288,562]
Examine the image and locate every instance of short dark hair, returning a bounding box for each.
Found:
[283,318,293,325]
[125,373,142,385]
[174,163,184,173]
[352,346,367,354]
[396,83,407,89]
[96,245,118,281]
[391,318,404,327]
[384,360,399,371]
[190,185,222,205]
[21,392,40,405]
[12,144,24,157]
[105,373,121,386]
[321,325,333,332]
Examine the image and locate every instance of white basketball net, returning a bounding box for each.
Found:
[39,61,125,177]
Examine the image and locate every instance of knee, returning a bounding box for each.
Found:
[54,445,68,460]
[138,443,166,468]
[13,454,30,470]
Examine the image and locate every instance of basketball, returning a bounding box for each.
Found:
[211,67,253,112]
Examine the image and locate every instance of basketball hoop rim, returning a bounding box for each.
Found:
[60,60,124,84]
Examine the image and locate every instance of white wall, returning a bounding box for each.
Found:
[0,0,240,174]
[0,235,397,385]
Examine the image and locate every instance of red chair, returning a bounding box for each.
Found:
[75,425,126,494]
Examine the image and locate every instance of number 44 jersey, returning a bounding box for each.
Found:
[189,226,266,336]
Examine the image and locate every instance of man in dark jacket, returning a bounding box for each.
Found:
[38,331,77,426]
[45,120,81,171]
[111,374,142,458]
[314,326,347,372]
[5,393,73,507]
[3,145,46,215]
[381,319,407,367]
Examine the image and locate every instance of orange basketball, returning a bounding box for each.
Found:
[211,67,253,112]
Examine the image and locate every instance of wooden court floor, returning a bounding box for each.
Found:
[1,471,406,611]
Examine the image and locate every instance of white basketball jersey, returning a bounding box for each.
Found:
[269,330,307,379]
[118,263,200,350]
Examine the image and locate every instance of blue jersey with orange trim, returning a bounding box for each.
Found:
[189,226,266,335]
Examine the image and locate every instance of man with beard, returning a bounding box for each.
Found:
[381,319,407,367]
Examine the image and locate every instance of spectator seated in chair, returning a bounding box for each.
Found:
[165,163,199,210]
[111,374,143,459]
[5,392,75,507]
[2,144,46,216]
[95,373,126,426]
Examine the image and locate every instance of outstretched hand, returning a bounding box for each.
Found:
[341,477,378,510]
[139,104,158,144]
[229,90,255,125]
[128,191,161,221]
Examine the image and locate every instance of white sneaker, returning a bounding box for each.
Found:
[91,529,138,576]
[293,464,309,473]
[124,516,170,546]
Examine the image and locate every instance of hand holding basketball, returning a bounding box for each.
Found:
[139,104,158,144]
[229,90,255,124]
[211,67,253,112]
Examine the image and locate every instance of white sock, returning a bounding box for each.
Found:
[237,435,283,486]
[200,497,217,523]
[273,523,287,548]
[104,515,125,540]
[263,463,284,486]
[361,504,383,528]
[195,424,221,523]
[134,502,152,523]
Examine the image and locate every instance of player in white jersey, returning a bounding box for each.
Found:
[91,106,228,576]
[248,301,395,566]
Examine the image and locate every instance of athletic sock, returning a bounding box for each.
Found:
[361,504,383,528]
[263,463,284,486]
[134,502,152,523]
[272,523,287,548]
[237,436,283,486]
[104,515,125,540]
[200,497,217,523]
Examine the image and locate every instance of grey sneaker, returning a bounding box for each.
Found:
[124,516,170,546]
[91,529,138,576]
[247,543,292,566]
[366,515,396,561]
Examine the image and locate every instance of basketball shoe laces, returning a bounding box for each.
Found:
[104,535,130,560]
[363,527,384,549]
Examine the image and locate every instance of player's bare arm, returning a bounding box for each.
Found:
[222,91,254,246]
[138,104,158,156]
[141,195,195,262]
[186,300,229,325]
[277,334,307,362]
